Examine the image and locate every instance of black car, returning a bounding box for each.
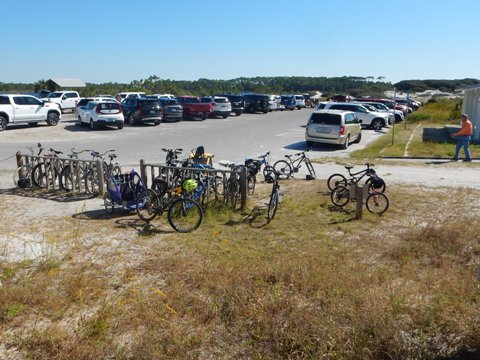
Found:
[242,94,269,114]
[216,93,244,116]
[158,98,183,122]
[121,98,162,125]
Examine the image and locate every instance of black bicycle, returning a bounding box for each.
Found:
[327,163,386,193]
[244,151,275,195]
[273,150,316,180]
[265,170,280,222]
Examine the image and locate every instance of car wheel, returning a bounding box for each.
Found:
[201,114,207,120]
[90,119,97,130]
[341,135,350,150]
[371,119,383,131]
[128,114,135,125]
[0,116,7,131]
[354,132,362,144]
[46,112,59,126]
[118,122,124,129]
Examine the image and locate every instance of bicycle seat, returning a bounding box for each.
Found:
[345,165,354,170]
[50,149,63,155]
[109,154,117,159]
[285,154,292,158]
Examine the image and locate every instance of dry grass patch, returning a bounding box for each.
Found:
[1,181,480,359]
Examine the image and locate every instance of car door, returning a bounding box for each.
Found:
[11,96,38,122]
[24,96,45,120]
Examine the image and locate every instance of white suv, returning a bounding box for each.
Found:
[200,96,232,118]
[77,101,124,130]
[42,91,81,113]
[323,102,389,130]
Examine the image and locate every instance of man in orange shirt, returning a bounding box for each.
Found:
[452,114,473,162]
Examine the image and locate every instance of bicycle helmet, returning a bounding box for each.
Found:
[370,177,385,190]
[183,178,198,192]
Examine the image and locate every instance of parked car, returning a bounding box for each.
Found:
[77,101,124,129]
[356,101,404,123]
[305,110,362,149]
[294,95,306,109]
[303,94,314,108]
[359,103,395,125]
[76,97,118,114]
[242,94,269,113]
[42,91,81,113]
[158,98,183,122]
[176,96,212,120]
[323,102,389,130]
[153,93,175,99]
[115,92,146,102]
[328,94,355,102]
[216,94,244,116]
[268,95,278,111]
[0,94,61,131]
[200,96,232,118]
[121,97,162,125]
[281,95,297,110]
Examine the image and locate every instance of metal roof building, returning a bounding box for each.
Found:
[462,84,480,140]
[47,78,86,91]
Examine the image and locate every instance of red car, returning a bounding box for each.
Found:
[176,96,212,120]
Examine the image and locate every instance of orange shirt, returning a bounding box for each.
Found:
[454,119,473,136]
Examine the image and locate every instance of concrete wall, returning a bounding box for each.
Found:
[463,87,480,140]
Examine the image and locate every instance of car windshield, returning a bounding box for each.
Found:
[160,99,178,105]
[183,98,200,103]
[282,96,294,100]
[227,95,242,102]
[201,98,211,103]
[215,98,228,103]
[48,92,62,98]
[139,100,159,106]
[310,113,341,125]
[99,103,120,110]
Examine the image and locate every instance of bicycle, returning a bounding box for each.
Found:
[13,143,44,189]
[84,150,122,194]
[273,149,316,180]
[327,163,386,193]
[330,176,387,208]
[31,145,64,188]
[244,151,275,194]
[219,161,246,210]
[58,148,91,192]
[365,188,389,214]
[167,178,204,232]
[265,170,280,222]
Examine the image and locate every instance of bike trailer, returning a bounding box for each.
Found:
[106,170,145,211]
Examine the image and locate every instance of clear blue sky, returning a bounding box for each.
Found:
[3,0,480,84]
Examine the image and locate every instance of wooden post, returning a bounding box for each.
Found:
[239,166,247,210]
[355,184,364,220]
[97,160,105,195]
[140,159,147,188]
[16,152,23,177]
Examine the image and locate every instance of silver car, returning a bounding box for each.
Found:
[305,110,362,149]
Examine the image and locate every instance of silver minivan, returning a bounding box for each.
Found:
[305,109,362,149]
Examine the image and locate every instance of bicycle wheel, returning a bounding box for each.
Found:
[327,173,347,191]
[247,175,256,196]
[263,165,275,182]
[31,162,46,187]
[305,158,316,178]
[136,189,161,222]
[103,192,114,214]
[267,189,279,221]
[366,177,386,193]
[366,192,389,214]
[273,160,292,180]
[60,165,84,192]
[167,197,203,233]
[85,168,99,194]
[330,185,350,207]
[13,165,31,189]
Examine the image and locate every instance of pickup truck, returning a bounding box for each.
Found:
[0,94,62,131]
[42,91,81,113]
[176,96,212,120]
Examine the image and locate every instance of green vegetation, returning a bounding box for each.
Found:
[1,182,480,359]
[394,78,479,92]
[352,98,480,159]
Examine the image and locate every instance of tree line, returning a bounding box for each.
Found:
[1,76,478,97]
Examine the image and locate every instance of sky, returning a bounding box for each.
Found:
[2,0,480,84]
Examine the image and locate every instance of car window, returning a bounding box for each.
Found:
[24,97,42,106]
[201,98,211,103]
[99,102,120,110]
[48,92,62,98]
[13,97,26,105]
[66,92,78,98]
[87,102,96,109]
[215,98,228,103]
[345,113,357,124]
[160,99,178,106]
[0,96,10,105]
[309,113,341,125]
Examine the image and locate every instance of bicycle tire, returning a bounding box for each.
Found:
[267,189,279,221]
[305,158,316,178]
[327,173,347,191]
[59,164,84,192]
[85,168,99,194]
[136,189,161,222]
[263,165,275,182]
[330,185,350,207]
[167,197,203,233]
[366,177,386,193]
[247,175,256,196]
[366,192,389,214]
[32,162,58,188]
[13,165,31,189]
[273,160,292,180]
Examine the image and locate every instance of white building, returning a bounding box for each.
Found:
[462,84,480,141]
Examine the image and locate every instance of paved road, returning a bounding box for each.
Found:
[0,109,386,171]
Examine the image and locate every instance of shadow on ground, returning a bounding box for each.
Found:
[0,187,97,202]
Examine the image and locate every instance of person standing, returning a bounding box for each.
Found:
[452,114,473,162]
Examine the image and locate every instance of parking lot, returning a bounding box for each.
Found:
[0,109,387,171]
